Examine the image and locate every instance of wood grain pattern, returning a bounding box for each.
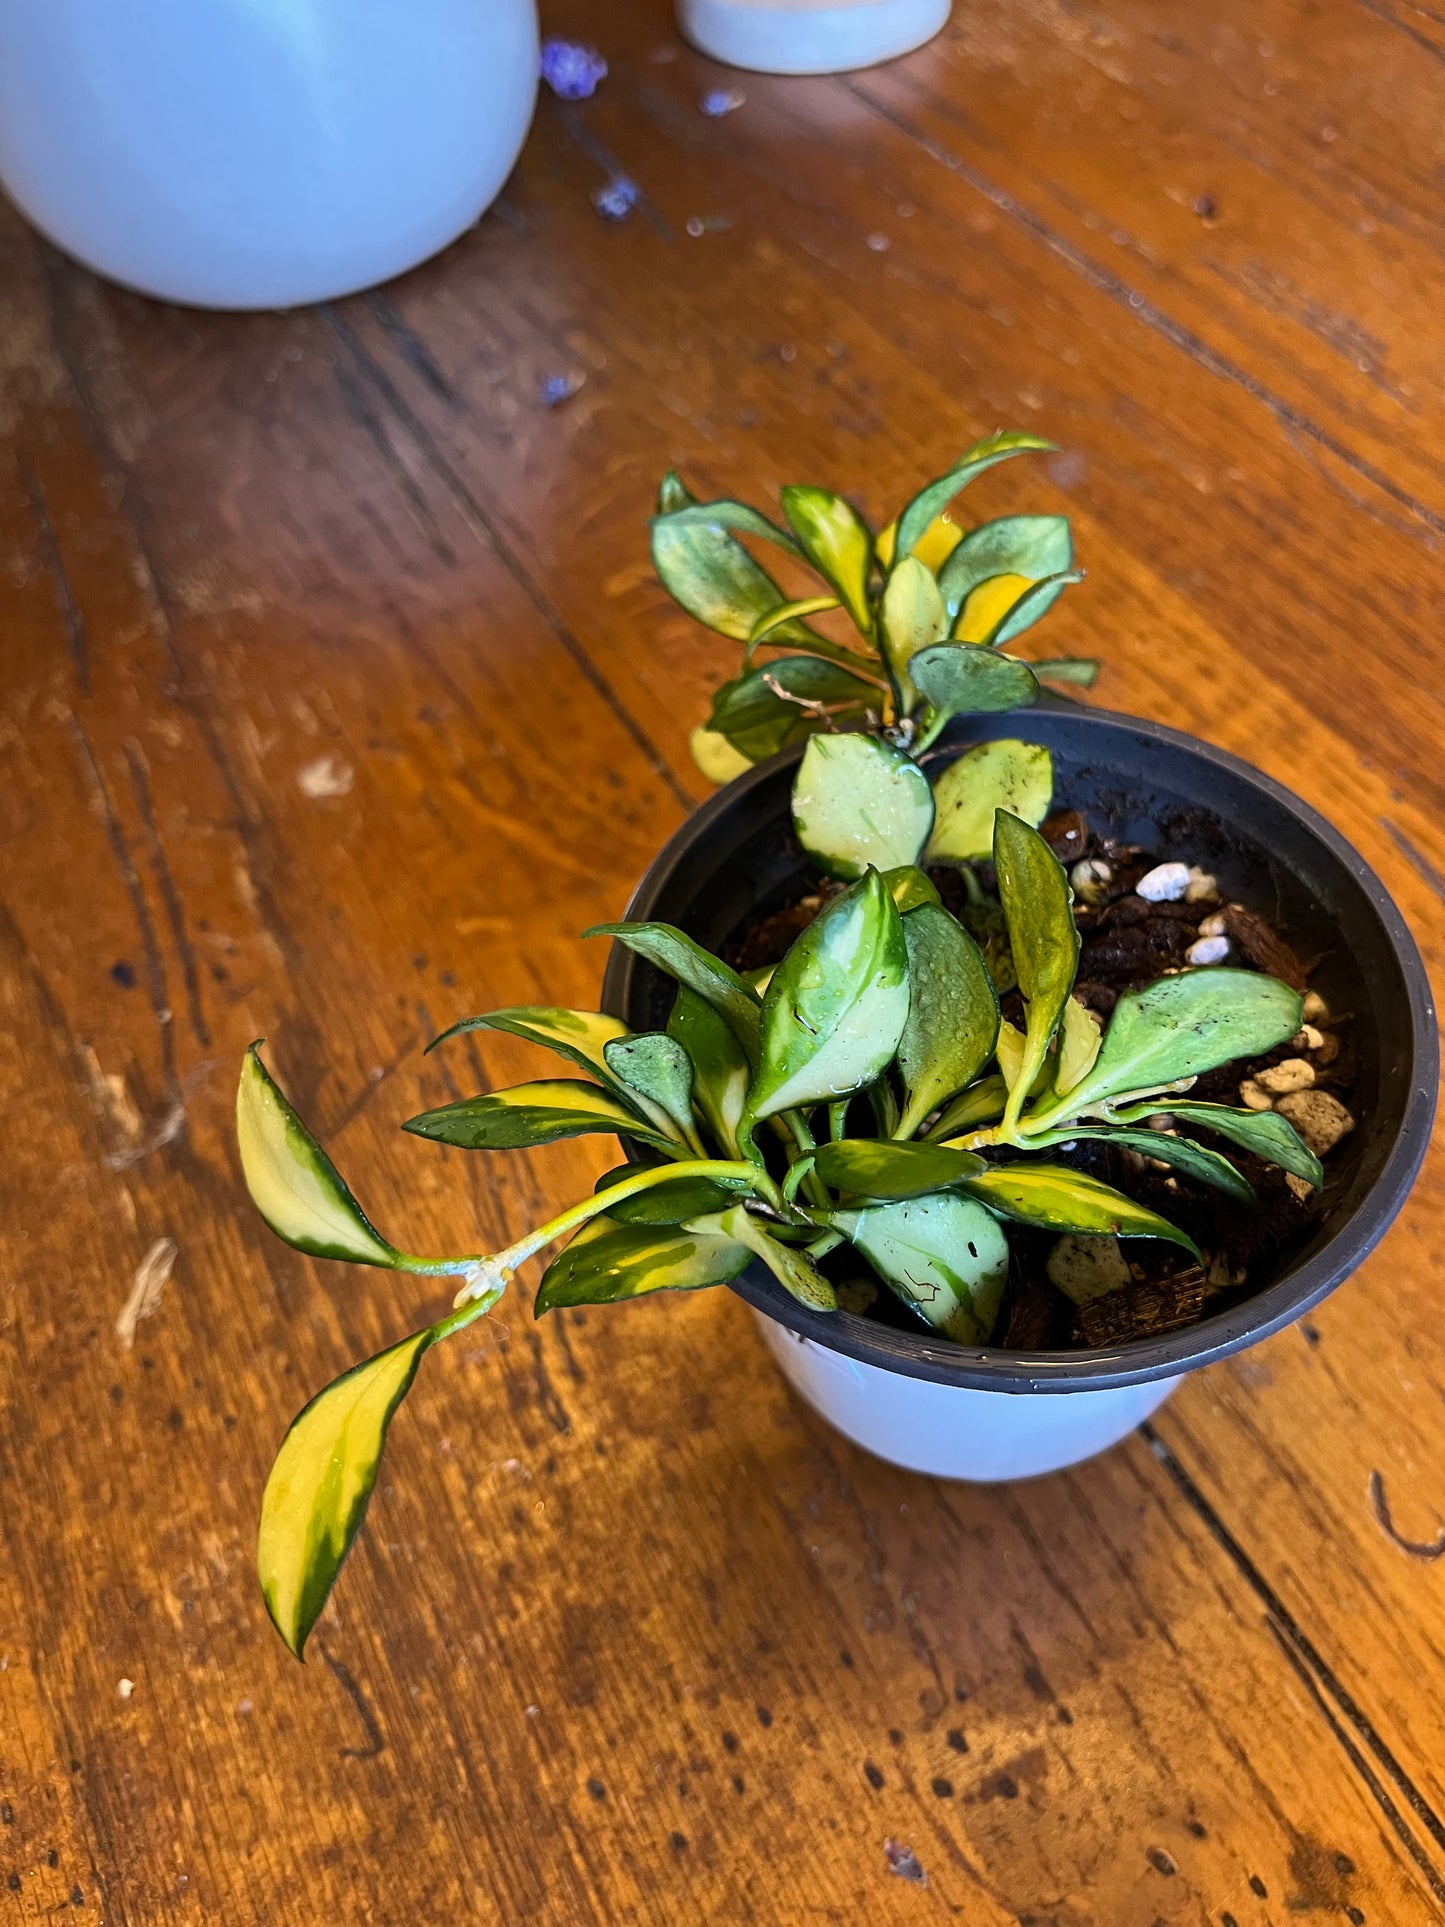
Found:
[3,1,1444,1919]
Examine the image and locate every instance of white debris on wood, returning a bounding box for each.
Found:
[1185,867,1219,902]
[1256,1057,1316,1095]
[1276,1089,1355,1156]
[1238,1078,1274,1112]
[1197,911,1228,938]
[1291,1024,1326,1052]
[118,1678,135,1699]
[297,755,354,799]
[1302,990,1329,1023]
[1136,861,1191,902]
[1046,1233,1132,1305]
[1186,935,1231,966]
[116,1237,178,1349]
[1071,857,1112,902]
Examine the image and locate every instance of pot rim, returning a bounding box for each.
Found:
[604,701,1438,1393]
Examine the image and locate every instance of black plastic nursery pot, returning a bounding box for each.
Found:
[600,701,1438,1395]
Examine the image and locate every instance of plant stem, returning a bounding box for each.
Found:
[781,1108,832,1209]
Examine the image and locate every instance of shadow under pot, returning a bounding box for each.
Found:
[601,702,1437,1481]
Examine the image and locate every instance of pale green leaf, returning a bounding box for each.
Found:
[587,922,762,1064]
[909,643,1040,727]
[748,870,910,1122]
[882,865,941,914]
[650,497,819,647]
[830,1195,1009,1343]
[923,1074,1009,1142]
[1029,657,1100,689]
[690,725,755,784]
[960,1164,1200,1255]
[780,485,875,633]
[237,1043,400,1267]
[603,1032,703,1151]
[894,432,1056,563]
[534,1213,752,1313]
[994,810,1079,1132]
[791,734,935,880]
[667,985,750,1154]
[937,514,1074,621]
[879,555,947,706]
[925,740,1054,863]
[426,1006,631,1098]
[711,1204,837,1310]
[896,905,1000,1138]
[1034,1126,1254,1201]
[593,1163,753,1224]
[1054,997,1102,1097]
[814,1137,987,1199]
[1113,1099,1323,1189]
[403,1080,676,1152]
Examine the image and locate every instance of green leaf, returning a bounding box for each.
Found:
[923,1073,1009,1142]
[651,500,817,647]
[587,922,762,1064]
[1029,971,1304,1128]
[925,740,1054,863]
[256,1286,499,1659]
[896,905,1000,1138]
[879,556,947,707]
[960,1164,1200,1255]
[237,1043,400,1267]
[711,1204,837,1310]
[830,1195,1009,1343]
[603,1032,703,1151]
[894,432,1056,564]
[791,734,935,880]
[780,485,875,633]
[1054,996,1102,1097]
[1035,1126,1254,1202]
[708,657,880,763]
[748,869,910,1123]
[667,985,750,1155]
[815,1137,987,1199]
[744,595,860,669]
[652,497,802,560]
[909,643,1040,728]
[534,1212,752,1313]
[993,810,1079,1133]
[656,469,692,515]
[1029,657,1100,689]
[403,1080,676,1152]
[1113,1099,1323,1189]
[937,514,1074,621]
[593,1163,752,1223]
[426,1005,630,1095]
[690,725,755,784]
[882,865,941,914]
[954,572,1083,647]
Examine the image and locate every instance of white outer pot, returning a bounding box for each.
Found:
[0,0,539,310]
[678,0,950,75]
[755,1313,1180,1480]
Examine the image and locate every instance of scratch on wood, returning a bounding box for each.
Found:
[1369,1469,1445,1562]
[124,741,211,1049]
[116,1237,177,1350]
[319,1647,386,1760]
[24,466,89,692]
[1380,818,1445,903]
[362,291,459,404]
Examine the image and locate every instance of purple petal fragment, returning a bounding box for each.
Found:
[884,1838,927,1885]
[592,175,640,222]
[541,372,583,407]
[540,37,608,101]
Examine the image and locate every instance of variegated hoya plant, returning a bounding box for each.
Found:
[238,435,1323,1658]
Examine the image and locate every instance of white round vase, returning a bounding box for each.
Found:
[678,0,950,75]
[0,0,539,310]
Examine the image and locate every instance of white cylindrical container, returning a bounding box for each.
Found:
[754,1313,1180,1480]
[0,0,539,310]
[679,0,950,75]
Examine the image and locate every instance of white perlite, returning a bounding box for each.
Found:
[1046,1233,1132,1305]
[1276,1089,1355,1156]
[1185,867,1218,902]
[1291,1024,1326,1052]
[1256,1057,1316,1095]
[1071,857,1112,903]
[1186,935,1231,966]
[1302,990,1329,1023]
[1136,861,1191,902]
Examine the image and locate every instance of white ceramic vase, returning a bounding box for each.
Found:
[0,0,539,310]
[678,0,950,74]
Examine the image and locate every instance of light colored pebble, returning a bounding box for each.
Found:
[1185,867,1218,902]
[1197,911,1228,938]
[1256,1057,1316,1095]
[1286,1173,1316,1203]
[1239,1078,1274,1111]
[1276,1089,1354,1155]
[1136,861,1191,902]
[1071,857,1112,902]
[1046,1233,1132,1305]
[1291,1024,1325,1052]
[1186,935,1231,966]
[1302,990,1329,1023]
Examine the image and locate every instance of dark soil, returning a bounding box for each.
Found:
[724,808,1355,1353]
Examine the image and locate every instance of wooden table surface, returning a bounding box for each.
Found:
[4,1,1445,1920]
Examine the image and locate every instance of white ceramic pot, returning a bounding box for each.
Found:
[755,1313,1180,1480]
[0,0,539,310]
[678,0,950,75]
